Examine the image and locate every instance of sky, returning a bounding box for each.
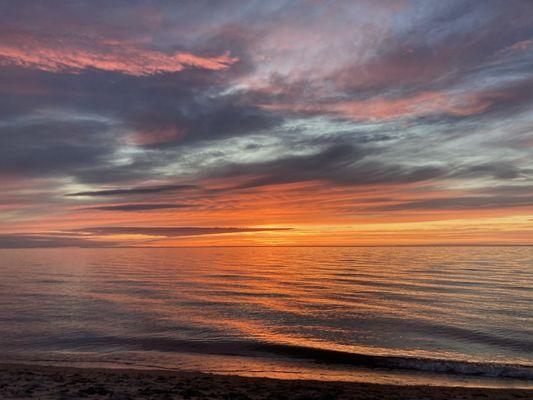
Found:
[0,0,532,247]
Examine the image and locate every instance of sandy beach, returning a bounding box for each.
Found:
[0,363,530,400]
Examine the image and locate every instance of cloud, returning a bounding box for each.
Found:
[67,184,198,197]
[209,144,445,188]
[509,39,533,51]
[259,91,493,121]
[0,227,293,248]
[0,115,117,177]
[371,195,533,211]
[80,226,292,237]
[0,234,116,248]
[248,1,533,123]
[451,162,528,180]
[0,33,238,76]
[82,203,197,211]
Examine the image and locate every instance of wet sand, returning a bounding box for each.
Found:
[0,363,531,399]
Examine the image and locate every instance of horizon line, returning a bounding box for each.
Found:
[1,244,532,249]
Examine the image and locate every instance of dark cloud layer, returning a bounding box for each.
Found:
[82,203,197,212]
[0,227,293,248]
[0,234,116,248]
[68,185,198,197]
[212,144,446,189]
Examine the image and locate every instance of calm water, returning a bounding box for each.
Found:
[0,247,532,387]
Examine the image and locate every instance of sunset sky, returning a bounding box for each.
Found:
[0,0,532,247]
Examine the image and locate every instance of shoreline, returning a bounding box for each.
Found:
[0,363,531,399]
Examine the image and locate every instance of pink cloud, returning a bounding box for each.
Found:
[509,39,533,51]
[124,128,186,145]
[260,91,493,121]
[0,36,238,76]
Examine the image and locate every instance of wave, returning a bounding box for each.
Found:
[57,335,533,380]
[250,343,533,380]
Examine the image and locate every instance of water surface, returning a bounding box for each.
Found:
[0,247,531,387]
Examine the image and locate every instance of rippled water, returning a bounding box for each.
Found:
[0,247,532,387]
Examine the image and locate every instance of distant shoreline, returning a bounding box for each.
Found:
[0,363,531,399]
